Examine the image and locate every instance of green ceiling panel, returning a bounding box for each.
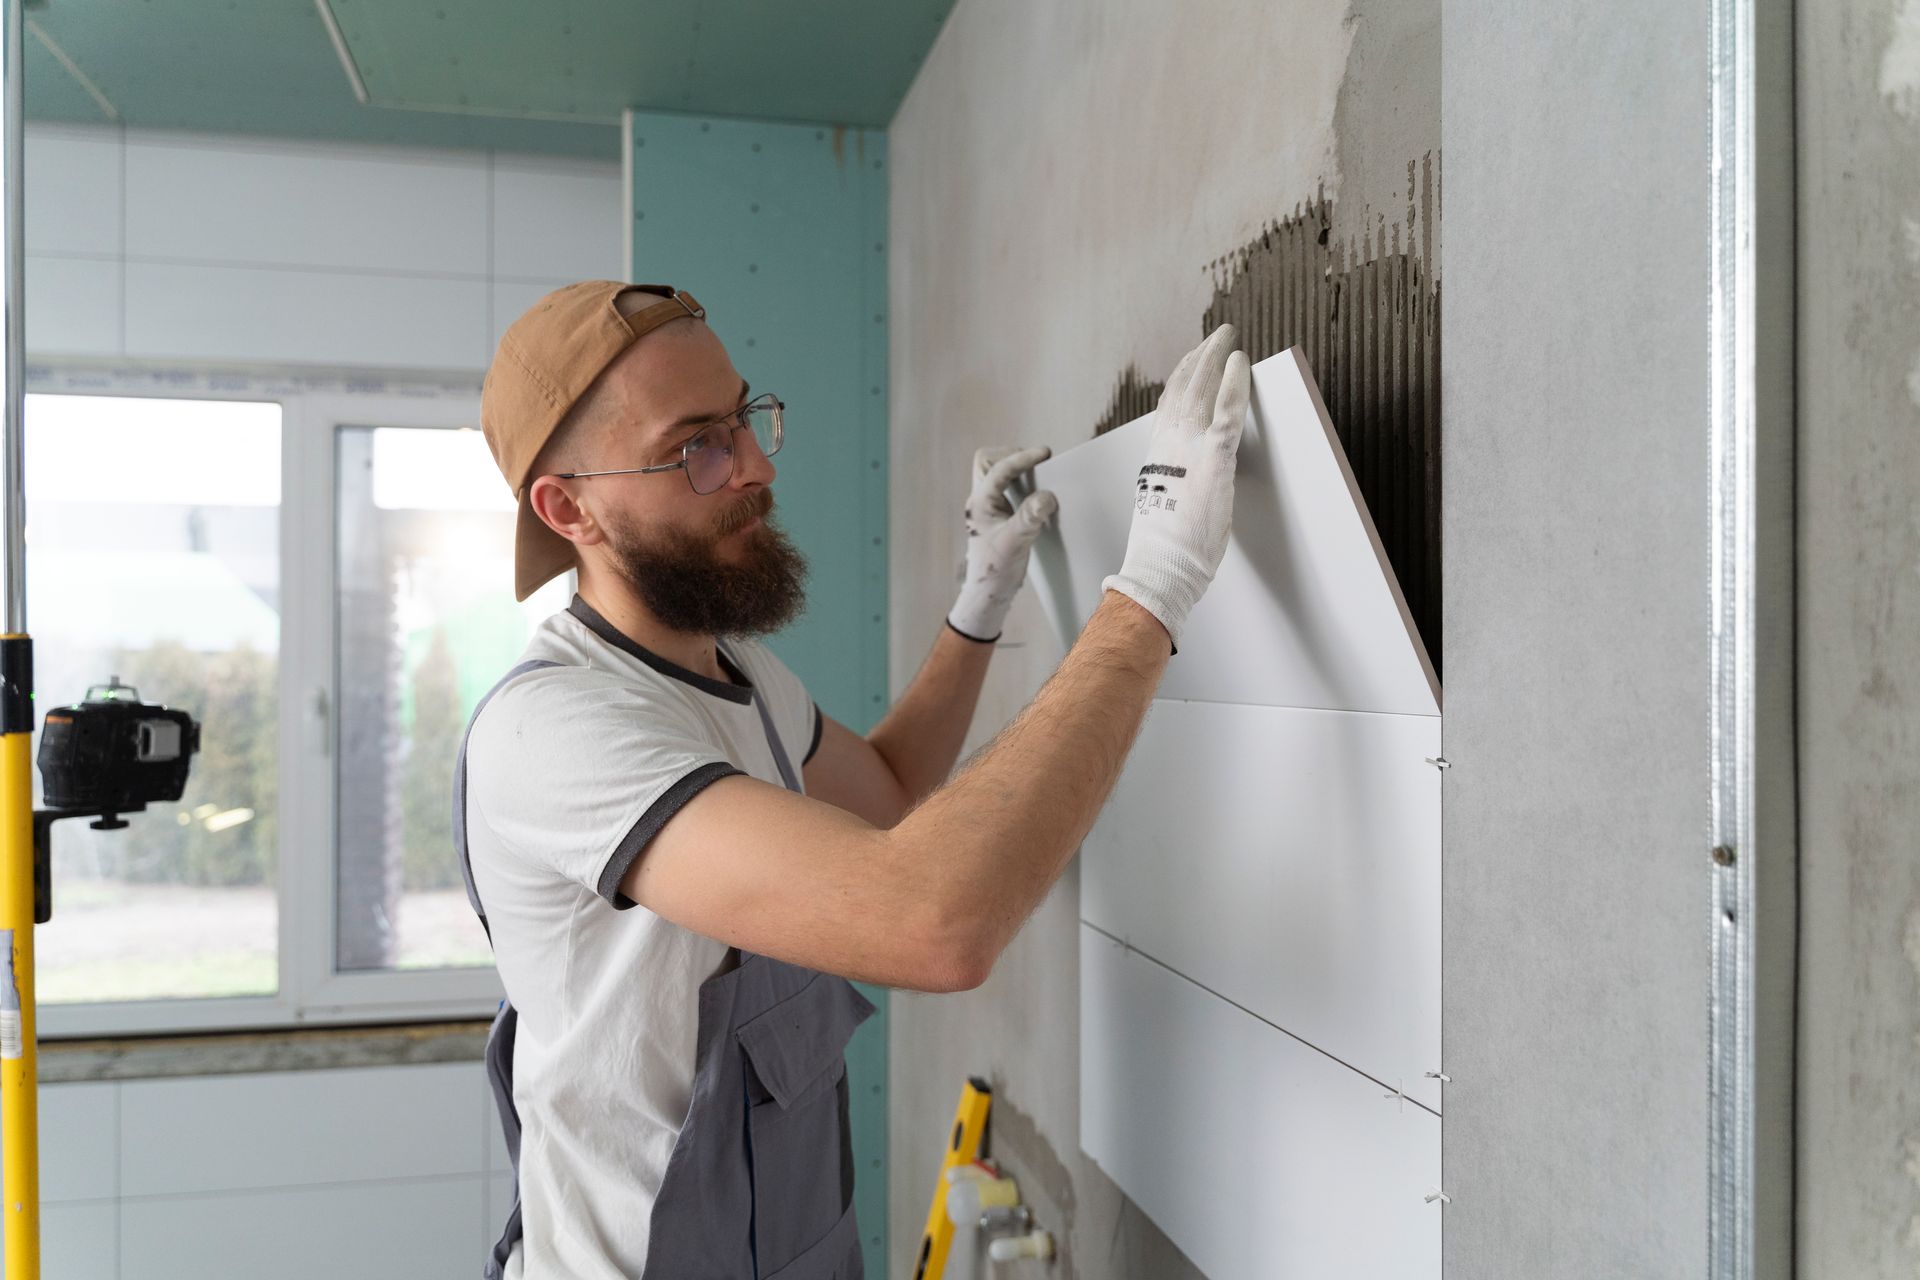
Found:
[327,0,952,127]
[22,25,112,124]
[24,0,616,155]
[21,0,951,156]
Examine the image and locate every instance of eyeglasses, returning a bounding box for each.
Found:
[556,393,784,495]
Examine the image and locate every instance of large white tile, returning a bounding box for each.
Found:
[38,1081,117,1203]
[125,261,490,370]
[491,158,623,283]
[121,1177,483,1280]
[26,254,120,357]
[1031,347,1440,716]
[26,126,121,256]
[1081,698,1443,1110]
[124,137,489,276]
[22,1200,116,1280]
[120,1063,488,1197]
[1081,925,1440,1280]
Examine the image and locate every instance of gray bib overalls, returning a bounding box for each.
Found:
[455,655,876,1279]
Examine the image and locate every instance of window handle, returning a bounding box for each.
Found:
[306,686,331,756]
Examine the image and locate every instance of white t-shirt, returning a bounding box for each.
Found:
[463,596,821,1279]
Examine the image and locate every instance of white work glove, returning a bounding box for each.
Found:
[1102,324,1251,650]
[947,445,1059,642]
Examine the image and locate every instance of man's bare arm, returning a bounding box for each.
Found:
[803,441,1057,826]
[802,624,994,826]
[624,592,1168,991]
[627,324,1247,991]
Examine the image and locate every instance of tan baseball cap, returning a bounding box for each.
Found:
[480,280,707,600]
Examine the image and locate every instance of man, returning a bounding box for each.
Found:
[461,280,1249,1278]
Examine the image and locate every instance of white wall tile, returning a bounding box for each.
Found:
[26,126,121,257]
[1031,349,1440,716]
[38,1081,117,1203]
[487,1173,514,1243]
[23,128,621,373]
[125,262,490,370]
[27,254,120,357]
[119,1064,488,1197]
[481,1070,509,1175]
[22,1201,117,1280]
[125,137,489,277]
[491,158,622,282]
[1082,699,1444,1110]
[121,1177,483,1280]
[1081,925,1440,1280]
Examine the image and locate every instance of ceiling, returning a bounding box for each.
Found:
[24,0,954,158]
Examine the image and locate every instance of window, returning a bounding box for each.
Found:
[31,374,564,1037]
[334,424,567,973]
[31,394,283,1007]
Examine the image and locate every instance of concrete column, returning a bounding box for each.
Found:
[1441,2,1794,1275]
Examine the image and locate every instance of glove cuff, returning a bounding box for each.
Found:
[947,591,1010,645]
[944,616,1001,645]
[1101,570,1197,651]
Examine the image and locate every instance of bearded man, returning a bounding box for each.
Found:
[458,281,1247,1278]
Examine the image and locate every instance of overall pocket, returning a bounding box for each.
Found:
[737,974,876,1275]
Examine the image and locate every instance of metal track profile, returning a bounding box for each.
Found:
[1706,0,1758,1272]
[1,0,18,635]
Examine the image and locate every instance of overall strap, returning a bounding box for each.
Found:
[718,641,801,794]
[456,657,561,1280]
[454,659,564,939]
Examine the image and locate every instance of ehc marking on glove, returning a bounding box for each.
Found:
[1136,463,1187,512]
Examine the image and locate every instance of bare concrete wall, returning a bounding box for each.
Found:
[886,1,1436,1275]
[1796,0,1920,1273]
[1439,3,1720,1276]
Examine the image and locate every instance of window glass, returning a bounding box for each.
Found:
[334,425,568,973]
[29,394,282,1004]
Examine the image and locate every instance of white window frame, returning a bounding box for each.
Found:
[33,365,510,1038]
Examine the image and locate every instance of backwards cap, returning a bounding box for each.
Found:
[479,280,705,600]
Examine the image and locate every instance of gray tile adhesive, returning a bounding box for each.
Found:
[1096,153,1442,672]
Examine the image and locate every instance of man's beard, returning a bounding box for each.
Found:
[604,489,808,637]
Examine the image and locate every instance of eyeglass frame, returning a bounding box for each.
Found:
[552,392,784,494]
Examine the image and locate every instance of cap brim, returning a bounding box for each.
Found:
[514,488,576,602]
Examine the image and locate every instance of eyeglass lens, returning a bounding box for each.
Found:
[685,399,782,495]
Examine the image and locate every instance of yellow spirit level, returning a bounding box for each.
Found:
[912,1077,992,1280]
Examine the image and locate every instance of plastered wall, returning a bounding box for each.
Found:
[1440,1,1795,1276]
[886,1,1437,1274]
[1796,0,1920,1273]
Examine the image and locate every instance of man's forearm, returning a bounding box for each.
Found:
[889,591,1171,970]
[866,623,997,803]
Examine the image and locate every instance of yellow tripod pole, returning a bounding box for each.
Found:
[0,644,35,1278]
[0,1,36,1275]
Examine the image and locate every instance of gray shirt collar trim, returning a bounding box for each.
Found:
[567,594,755,705]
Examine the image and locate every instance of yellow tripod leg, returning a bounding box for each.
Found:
[0,634,38,1279]
[912,1077,991,1280]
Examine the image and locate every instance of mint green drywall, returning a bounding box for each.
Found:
[629,108,891,1272]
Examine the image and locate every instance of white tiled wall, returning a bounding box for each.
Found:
[19,1063,507,1280]
[26,124,623,371]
